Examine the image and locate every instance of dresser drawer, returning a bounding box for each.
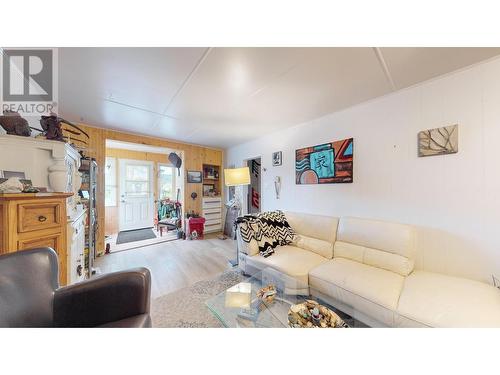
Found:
[202,198,222,209]
[205,217,222,226]
[18,232,63,254]
[17,202,63,233]
[203,207,221,215]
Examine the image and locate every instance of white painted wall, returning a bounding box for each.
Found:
[226,57,500,283]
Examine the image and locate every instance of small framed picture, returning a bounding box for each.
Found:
[2,170,26,179]
[203,184,214,195]
[187,170,203,183]
[272,151,282,166]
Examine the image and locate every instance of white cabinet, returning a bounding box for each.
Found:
[202,197,222,233]
[67,209,86,284]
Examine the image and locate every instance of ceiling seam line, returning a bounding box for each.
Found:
[373,47,396,90]
[162,47,213,116]
[248,64,298,98]
[102,98,180,119]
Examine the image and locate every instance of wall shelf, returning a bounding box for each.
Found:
[202,164,221,198]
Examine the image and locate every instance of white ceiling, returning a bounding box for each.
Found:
[58,47,500,149]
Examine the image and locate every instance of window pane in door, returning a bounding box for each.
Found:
[126,165,149,181]
[126,181,149,196]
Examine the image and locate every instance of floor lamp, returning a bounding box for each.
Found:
[224,166,251,267]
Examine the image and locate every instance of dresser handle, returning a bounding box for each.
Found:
[38,215,47,222]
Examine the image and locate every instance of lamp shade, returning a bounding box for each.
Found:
[224,167,250,186]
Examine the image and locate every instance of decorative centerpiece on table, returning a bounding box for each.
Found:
[257,284,277,303]
[288,300,348,328]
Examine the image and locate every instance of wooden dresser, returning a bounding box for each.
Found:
[0,192,73,285]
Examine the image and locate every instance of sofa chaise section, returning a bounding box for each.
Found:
[396,270,500,327]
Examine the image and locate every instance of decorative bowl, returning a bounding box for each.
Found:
[288,299,348,328]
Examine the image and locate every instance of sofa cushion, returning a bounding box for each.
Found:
[364,247,414,276]
[397,271,500,327]
[337,217,415,258]
[334,241,414,276]
[296,235,334,259]
[334,241,364,263]
[335,217,416,276]
[245,245,328,284]
[284,211,338,243]
[309,258,405,311]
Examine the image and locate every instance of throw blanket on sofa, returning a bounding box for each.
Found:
[235,210,296,257]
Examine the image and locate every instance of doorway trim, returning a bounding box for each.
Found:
[242,155,263,215]
[104,140,186,235]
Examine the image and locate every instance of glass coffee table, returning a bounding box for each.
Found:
[206,267,355,328]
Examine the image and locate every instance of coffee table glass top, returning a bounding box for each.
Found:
[206,267,339,328]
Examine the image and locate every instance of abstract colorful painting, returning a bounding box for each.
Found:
[295,138,353,184]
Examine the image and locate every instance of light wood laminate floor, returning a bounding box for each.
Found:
[95,234,236,299]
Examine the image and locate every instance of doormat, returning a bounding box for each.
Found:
[116,228,157,244]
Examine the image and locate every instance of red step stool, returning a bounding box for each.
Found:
[186,217,206,239]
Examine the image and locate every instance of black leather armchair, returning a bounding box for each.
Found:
[0,247,152,328]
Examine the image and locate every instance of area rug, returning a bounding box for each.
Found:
[116,228,157,244]
[151,269,367,328]
[151,269,245,327]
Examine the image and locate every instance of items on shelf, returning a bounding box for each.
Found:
[38,114,90,144]
[202,164,221,197]
[203,184,218,197]
[78,157,98,279]
[203,165,219,179]
[0,110,32,136]
[0,176,40,193]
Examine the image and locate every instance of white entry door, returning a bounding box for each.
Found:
[119,159,154,231]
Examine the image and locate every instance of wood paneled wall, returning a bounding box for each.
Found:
[71,123,224,255]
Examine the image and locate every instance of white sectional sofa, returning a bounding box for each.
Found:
[236,211,500,327]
